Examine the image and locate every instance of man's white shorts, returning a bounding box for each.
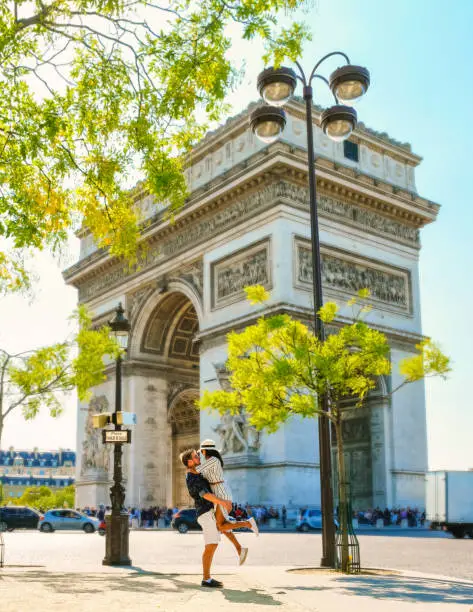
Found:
[197,509,221,545]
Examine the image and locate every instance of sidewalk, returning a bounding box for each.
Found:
[1,561,472,611]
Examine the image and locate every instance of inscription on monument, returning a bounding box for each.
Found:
[211,240,271,309]
[296,239,411,312]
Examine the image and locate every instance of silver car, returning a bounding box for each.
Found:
[39,509,99,533]
[296,508,339,532]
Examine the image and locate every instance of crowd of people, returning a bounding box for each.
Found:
[77,503,426,529]
[78,503,289,527]
[354,507,426,527]
[228,504,288,527]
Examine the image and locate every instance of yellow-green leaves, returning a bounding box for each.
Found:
[318,302,338,323]
[245,285,270,305]
[0,0,310,293]
[199,293,450,436]
[399,340,451,382]
[0,305,121,444]
[71,305,121,401]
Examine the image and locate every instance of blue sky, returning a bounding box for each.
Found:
[1,0,471,469]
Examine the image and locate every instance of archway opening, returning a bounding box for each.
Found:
[169,390,200,507]
[140,291,200,508]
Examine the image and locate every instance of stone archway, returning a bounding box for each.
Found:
[168,389,200,508]
[127,288,201,508]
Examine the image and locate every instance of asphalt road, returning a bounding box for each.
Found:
[2,529,473,581]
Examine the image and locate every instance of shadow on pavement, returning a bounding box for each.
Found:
[3,567,282,606]
[335,575,473,604]
[278,574,473,605]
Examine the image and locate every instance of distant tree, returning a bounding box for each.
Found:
[15,484,75,510]
[0,0,310,293]
[0,307,120,447]
[199,286,451,572]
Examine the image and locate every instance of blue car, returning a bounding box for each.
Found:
[296,508,339,532]
[39,509,100,533]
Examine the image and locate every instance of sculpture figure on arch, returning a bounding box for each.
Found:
[81,395,111,476]
[213,411,261,456]
[212,362,261,456]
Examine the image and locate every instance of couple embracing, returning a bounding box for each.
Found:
[180,439,259,588]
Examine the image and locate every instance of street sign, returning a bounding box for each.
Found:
[102,430,132,444]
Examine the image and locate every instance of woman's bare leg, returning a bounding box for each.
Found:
[215,506,242,556]
[215,504,252,533]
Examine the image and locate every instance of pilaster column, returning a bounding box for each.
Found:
[129,376,168,507]
[370,402,389,509]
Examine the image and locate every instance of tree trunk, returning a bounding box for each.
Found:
[335,420,349,572]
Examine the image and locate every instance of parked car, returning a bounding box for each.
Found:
[39,509,100,533]
[296,508,339,532]
[0,506,42,531]
[171,508,201,534]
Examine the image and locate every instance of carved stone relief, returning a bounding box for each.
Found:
[128,283,157,324]
[295,239,411,313]
[212,363,261,456]
[211,239,271,309]
[168,382,195,408]
[213,412,261,455]
[81,395,111,476]
[172,260,203,297]
[169,390,200,435]
[78,181,419,302]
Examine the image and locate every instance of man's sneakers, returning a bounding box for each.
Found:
[249,516,259,536]
[239,547,248,566]
[201,578,223,588]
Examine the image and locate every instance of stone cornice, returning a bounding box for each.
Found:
[196,301,425,353]
[188,100,420,165]
[64,143,437,297]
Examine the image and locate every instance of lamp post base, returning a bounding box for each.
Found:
[102,513,132,566]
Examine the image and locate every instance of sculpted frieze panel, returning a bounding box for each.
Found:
[295,239,411,313]
[78,181,419,302]
[211,239,271,309]
[81,395,111,476]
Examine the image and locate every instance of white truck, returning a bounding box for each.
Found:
[426,471,473,538]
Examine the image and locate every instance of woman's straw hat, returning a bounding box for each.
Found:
[200,439,220,452]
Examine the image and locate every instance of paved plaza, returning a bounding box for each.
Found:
[1,531,473,611]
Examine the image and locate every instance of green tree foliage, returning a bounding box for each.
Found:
[0,0,310,293]
[14,485,75,510]
[0,305,121,447]
[199,286,451,571]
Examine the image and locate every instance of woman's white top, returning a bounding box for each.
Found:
[196,456,224,484]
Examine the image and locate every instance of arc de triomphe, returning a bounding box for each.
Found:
[64,100,438,511]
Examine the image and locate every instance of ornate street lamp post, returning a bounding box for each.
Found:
[251,54,370,568]
[103,303,132,566]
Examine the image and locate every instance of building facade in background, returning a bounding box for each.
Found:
[64,100,439,512]
[0,448,75,500]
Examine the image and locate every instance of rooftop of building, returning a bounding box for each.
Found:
[192,99,416,157]
[0,449,76,467]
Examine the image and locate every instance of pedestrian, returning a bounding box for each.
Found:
[282,505,287,528]
[181,447,257,586]
[196,439,258,537]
